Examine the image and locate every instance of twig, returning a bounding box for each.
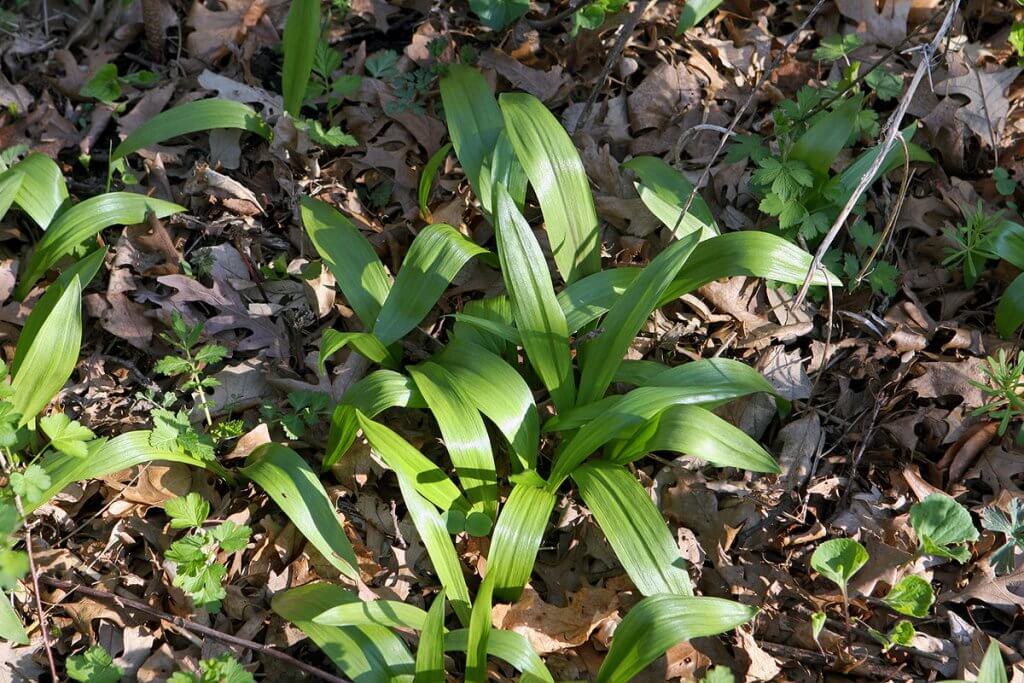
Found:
[759,641,920,680]
[526,0,588,28]
[569,0,653,135]
[853,135,913,286]
[792,0,961,307]
[38,576,348,683]
[15,498,58,681]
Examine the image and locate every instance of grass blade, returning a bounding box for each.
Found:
[595,595,756,683]
[301,195,391,328]
[374,224,490,345]
[419,142,453,221]
[440,64,504,208]
[408,361,498,519]
[493,182,576,411]
[415,591,447,683]
[500,92,600,283]
[0,590,27,645]
[319,330,399,372]
[623,156,718,239]
[577,231,700,405]
[444,629,554,682]
[272,583,415,682]
[357,412,471,514]
[558,267,639,333]
[487,483,556,602]
[241,444,359,581]
[111,99,272,160]
[996,272,1024,338]
[465,574,494,683]
[314,599,429,630]
[0,153,68,229]
[677,0,721,32]
[396,473,472,625]
[15,193,184,299]
[573,461,693,596]
[282,0,319,116]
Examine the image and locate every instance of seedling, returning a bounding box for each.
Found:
[811,538,868,626]
[972,350,1024,441]
[866,619,915,652]
[942,201,1003,288]
[164,492,251,613]
[882,575,935,618]
[909,494,978,564]
[572,0,627,35]
[155,311,228,426]
[982,497,1024,574]
[260,390,331,441]
[810,611,827,646]
[168,653,254,683]
[66,645,123,683]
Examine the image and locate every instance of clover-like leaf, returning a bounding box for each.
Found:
[910,494,978,563]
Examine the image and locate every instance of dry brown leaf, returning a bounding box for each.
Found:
[491,586,619,655]
[836,0,910,46]
[937,68,1022,144]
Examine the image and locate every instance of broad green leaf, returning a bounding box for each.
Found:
[444,629,554,682]
[30,430,219,515]
[577,231,700,405]
[440,65,504,208]
[451,295,515,356]
[0,590,27,644]
[992,220,1024,271]
[282,0,319,116]
[838,123,932,205]
[319,330,398,372]
[623,156,718,239]
[416,591,447,683]
[909,494,978,563]
[978,641,1008,683]
[373,224,489,345]
[271,583,415,682]
[573,461,693,596]
[241,444,359,581]
[111,99,272,160]
[15,193,184,300]
[493,183,575,411]
[0,171,21,224]
[467,0,529,30]
[324,370,425,468]
[13,248,105,375]
[677,0,721,32]
[11,277,82,425]
[0,153,68,229]
[419,142,453,220]
[482,130,528,213]
[883,575,935,618]
[995,272,1024,338]
[451,312,521,345]
[790,96,861,176]
[437,339,539,472]
[314,599,429,630]
[396,473,472,625]
[595,595,756,683]
[466,574,494,683]
[357,413,471,514]
[558,267,638,333]
[811,538,868,593]
[301,195,391,327]
[488,483,556,602]
[607,404,780,473]
[500,92,600,283]
[408,362,497,519]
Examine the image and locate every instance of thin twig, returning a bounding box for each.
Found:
[15,498,58,682]
[758,641,919,680]
[852,135,913,286]
[38,576,348,683]
[793,0,961,307]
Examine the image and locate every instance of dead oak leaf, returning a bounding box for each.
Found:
[491,586,619,655]
[477,49,570,104]
[937,68,1022,144]
[907,358,986,409]
[836,0,910,47]
[186,0,268,63]
[945,565,1024,613]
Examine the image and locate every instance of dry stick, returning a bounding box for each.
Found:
[38,576,349,683]
[569,0,653,136]
[792,0,961,307]
[673,0,829,228]
[853,135,913,286]
[20,521,59,681]
[759,641,920,681]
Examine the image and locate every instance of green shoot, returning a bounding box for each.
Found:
[155,311,228,426]
[942,201,1003,288]
[866,619,915,652]
[168,653,255,683]
[909,494,978,564]
[982,497,1024,575]
[813,34,862,62]
[810,538,868,627]
[971,350,1024,440]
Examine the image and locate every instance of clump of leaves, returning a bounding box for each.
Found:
[866,619,916,652]
[67,645,123,683]
[367,37,449,116]
[909,494,978,563]
[971,349,1024,442]
[169,653,254,683]
[942,201,1003,288]
[982,497,1024,575]
[882,575,935,618]
[164,493,251,613]
[260,390,331,440]
[811,538,868,626]
[155,311,228,426]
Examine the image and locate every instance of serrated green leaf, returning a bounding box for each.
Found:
[165,492,211,529]
[39,413,95,458]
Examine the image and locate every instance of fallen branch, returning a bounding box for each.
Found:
[759,641,920,681]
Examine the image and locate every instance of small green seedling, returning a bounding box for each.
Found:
[982,498,1024,575]
[994,167,1017,197]
[942,201,1003,288]
[882,575,935,618]
[700,665,736,683]
[909,494,978,564]
[80,63,159,105]
[813,34,862,62]
[810,611,827,646]
[67,645,123,683]
[155,311,228,426]
[260,390,331,440]
[972,350,1024,441]
[867,619,915,652]
[811,538,868,625]
[164,493,251,613]
[572,0,627,35]
[168,652,254,683]
[976,640,1009,683]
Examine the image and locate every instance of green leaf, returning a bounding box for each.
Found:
[557,267,637,333]
[865,69,903,102]
[415,591,447,683]
[883,575,935,618]
[595,595,756,683]
[811,538,868,593]
[395,472,472,625]
[0,590,28,645]
[576,231,700,405]
[573,461,693,596]
[408,361,498,518]
[837,124,932,205]
[676,0,721,32]
[0,170,21,224]
[314,599,430,630]
[419,142,453,220]
[488,483,556,602]
[607,404,780,473]
[209,521,250,552]
[909,494,978,563]
[10,465,50,505]
[887,620,916,650]
[67,645,124,683]
[39,412,95,458]
[282,0,320,116]
[0,152,68,229]
[810,611,826,645]
[241,444,360,580]
[15,193,184,300]
[319,330,398,372]
[751,157,814,201]
[813,34,862,61]
[165,492,211,529]
[623,156,718,239]
[300,195,391,328]
[111,99,272,160]
[271,583,415,682]
[10,277,82,425]
[995,272,1024,338]
[500,92,600,283]
[444,628,554,682]
[979,640,1008,683]
[80,63,121,103]
[482,130,528,214]
[440,65,504,208]
[468,0,529,30]
[493,182,575,411]
[790,96,861,176]
[356,413,471,514]
[373,224,489,345]
[466,574,494,683]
